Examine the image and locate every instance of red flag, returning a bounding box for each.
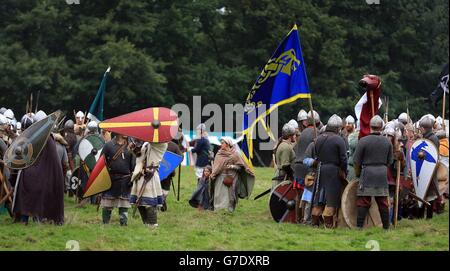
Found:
[354,74,382,138]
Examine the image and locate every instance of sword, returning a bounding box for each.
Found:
[132,165,156,218]
[11,170,22,212]
[254,188,271,200]
[254,172,288,200]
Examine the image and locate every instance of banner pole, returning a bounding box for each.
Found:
[442,90,446,131]
[308,96,317,138]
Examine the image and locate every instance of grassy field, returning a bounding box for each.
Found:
[0,167,448,251]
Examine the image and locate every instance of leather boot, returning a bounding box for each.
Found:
[323,216,335,229]
[102,208,112,224]
[296,200,303,224]
[426,201,434,219]
[311,215,321,227]
[379,208,390,230]
[138,206,148,224]
[146,206,158,225]
[303,202,312,225]
[356,207,369,229]
[119,207,128,226]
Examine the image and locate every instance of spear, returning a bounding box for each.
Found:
[34,90,40,113]
[29,93,33,114]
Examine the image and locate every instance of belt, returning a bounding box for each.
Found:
[110,173,131,177]
[321,162,339,166]
[362,163,386,167]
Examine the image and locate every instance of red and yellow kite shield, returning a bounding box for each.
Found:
[83,154,111,198]
[98,107,178,143]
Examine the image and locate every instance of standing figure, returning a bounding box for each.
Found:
[13,112,65,225]
[294,114,317,223]
[274,124,296,189]
[130,141,167,228]
[311,114,348,228]
[100,134,135,226]
[418,116,440,219]
[191,123,211,182]
[353,115,393,230]
[74,111,86,138]
[160,140,182,211]
[210,137,255,212]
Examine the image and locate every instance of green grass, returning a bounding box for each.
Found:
[0,167,448,251]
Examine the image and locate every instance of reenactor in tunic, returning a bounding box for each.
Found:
[353,115,393,230]
[293,114,317,222]
[297,109,309,132]
[130,141,167,228]
[160,140,182,212]
[273,124,296,189]
[311,114,348,228]
[74,111,86,138]
[419,116,440,219]
[100,134,135,226]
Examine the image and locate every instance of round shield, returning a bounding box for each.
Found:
[4,111,60,170]
[341,179,382,229]
[269,181,298,223]
[437,158,449,195]
[410,139,439,201]
[78,134,105,170]
[70,166,89,199]
[98,107,179,143]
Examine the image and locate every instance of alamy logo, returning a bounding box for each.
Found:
[366,0,380,4]
[66,0,80,4]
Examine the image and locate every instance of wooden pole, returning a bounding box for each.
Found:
[442,90,446,131]
[308,97,317,138]
[369,90,375,118]
[177,165,181,201]
[393,157,401,228]
[34,90,40,114]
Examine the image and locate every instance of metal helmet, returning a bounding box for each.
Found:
[398,112,408,124]
[21,114,34,130]
[3,109,14,120]
[0,114,7,125]
[282,123,296,137]
[436,130,446,139]
[297,109,308,121]
[87,120,98,133]
[369,115,385,129]
[287,119,299,130]
[419,116,434,129]
[345,115,355,125]
[434,121,442,130]
[308,110,320,123]
[383,127,396,137]
[326,114,343,130]
[33,110,47,122]
[64,119,75,130]
[76,111,85,118]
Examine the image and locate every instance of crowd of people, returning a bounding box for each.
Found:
[0,106,448,231]
[272,109,448,230]
[0,108,255,228]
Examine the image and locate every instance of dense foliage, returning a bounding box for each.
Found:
[0,0,448,124]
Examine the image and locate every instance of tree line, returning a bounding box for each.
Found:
[0,0,448,126]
